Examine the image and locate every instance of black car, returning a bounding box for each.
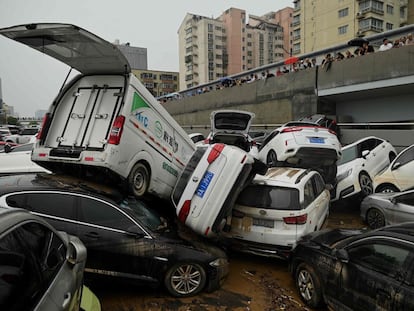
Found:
[0,173,229,297]
[289,223,414,310]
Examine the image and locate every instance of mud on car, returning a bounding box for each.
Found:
[0,173,229,297]
[289,223,414,310]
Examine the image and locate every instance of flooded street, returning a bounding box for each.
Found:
[90,199,365,311]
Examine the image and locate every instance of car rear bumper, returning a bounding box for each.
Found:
[227,238,293,260]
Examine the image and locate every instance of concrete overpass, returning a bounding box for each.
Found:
[162,44,414,150]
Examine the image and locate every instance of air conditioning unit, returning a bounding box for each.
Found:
[356,31,363,35]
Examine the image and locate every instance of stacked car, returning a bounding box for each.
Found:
[257,119,342,185]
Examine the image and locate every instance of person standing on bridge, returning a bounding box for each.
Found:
[379,38,393,51]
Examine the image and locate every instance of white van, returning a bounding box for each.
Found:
[0,23,195,199]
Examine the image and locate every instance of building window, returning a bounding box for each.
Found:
[386,5,393,15]
[292,15,300,26]
[338,25,348,35]
[338,8,349,18]
[208,23,213,32]
[386,23,393,30]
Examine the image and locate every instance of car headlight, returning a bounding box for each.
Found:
[337,168,352,182]
[209,258,228,267]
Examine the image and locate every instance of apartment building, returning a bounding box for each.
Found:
[260,7,295,58]
[132,69,179,98]
[178,8,289,89]
[292,0,409,55]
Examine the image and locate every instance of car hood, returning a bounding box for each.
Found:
[161,229,227,258]
[0,23,130,75]
[210,110,255,136]
[301,228,364,248]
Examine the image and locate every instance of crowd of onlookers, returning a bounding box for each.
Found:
[161,33,413,100]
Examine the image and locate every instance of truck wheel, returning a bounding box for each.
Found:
[128,163,150,198]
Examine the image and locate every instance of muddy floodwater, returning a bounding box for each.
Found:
[90,199,365,311]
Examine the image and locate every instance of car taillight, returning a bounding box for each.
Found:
[283,214,308,225]
[108,115,125,145]
[37,113,51,141]
[178,200,191,223]
[281,127,304,133]
[207,143,225,163]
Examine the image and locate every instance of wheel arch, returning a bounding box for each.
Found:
[375,183,400,193]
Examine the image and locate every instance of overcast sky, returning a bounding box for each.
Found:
[0,0,292,117]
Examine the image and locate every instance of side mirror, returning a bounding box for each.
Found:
[362,150,370,158]
[334,248,349,263]
[4,144,12,153]
[125,227,145,239]
[392,162,401,170]
[67,240,87,266]
[325,184,334,191]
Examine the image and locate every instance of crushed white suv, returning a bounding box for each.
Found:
[172,143,267,238]
[333,136,397,201]
[257,123,341,184]
[226,167,330,259]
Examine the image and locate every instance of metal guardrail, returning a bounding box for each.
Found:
[184,122,414,131]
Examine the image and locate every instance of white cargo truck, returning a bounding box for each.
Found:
[0,23,196,199]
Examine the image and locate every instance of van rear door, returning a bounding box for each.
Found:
[0,23,130,75]
[0,23,131,150]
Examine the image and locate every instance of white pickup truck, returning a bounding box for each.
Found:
[3,127,39,144]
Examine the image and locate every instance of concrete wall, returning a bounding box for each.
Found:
[163,67,318,127]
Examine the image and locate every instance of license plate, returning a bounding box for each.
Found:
[309,137,325,144]
[253,218,274,228]
[196,171,214,198]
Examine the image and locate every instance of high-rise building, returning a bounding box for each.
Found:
[292,0,409,55]
[178,7,289,89]
[132,69,179,97]
[260,7,295,58]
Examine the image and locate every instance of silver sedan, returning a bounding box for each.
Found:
[360,189,414,229]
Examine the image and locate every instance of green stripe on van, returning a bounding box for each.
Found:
[131,92,150,111]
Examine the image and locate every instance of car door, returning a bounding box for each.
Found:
[394,254,414,310]
[5,191,78,235]
[308,173,329,229]
[76,196,161,282]
[390,145,414,190]
[360,138,384,177]
[0,220,83,311]
[332,239,411,311]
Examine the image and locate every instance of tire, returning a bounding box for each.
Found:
[164,262,207,297]
[376,184,399,193]
[366,208,386,229]
[295,263,323,308]
[359,172,373,197]
[128,163,150,198]
[266,150,278,167]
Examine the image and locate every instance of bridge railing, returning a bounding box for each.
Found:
[177,25,414,98]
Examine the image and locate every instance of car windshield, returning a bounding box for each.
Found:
[337,145,358,165]
[236,185,301,210]
[118,197,164,231]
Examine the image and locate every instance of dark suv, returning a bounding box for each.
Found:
[0,173,229,297]
[289,223,414,310]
